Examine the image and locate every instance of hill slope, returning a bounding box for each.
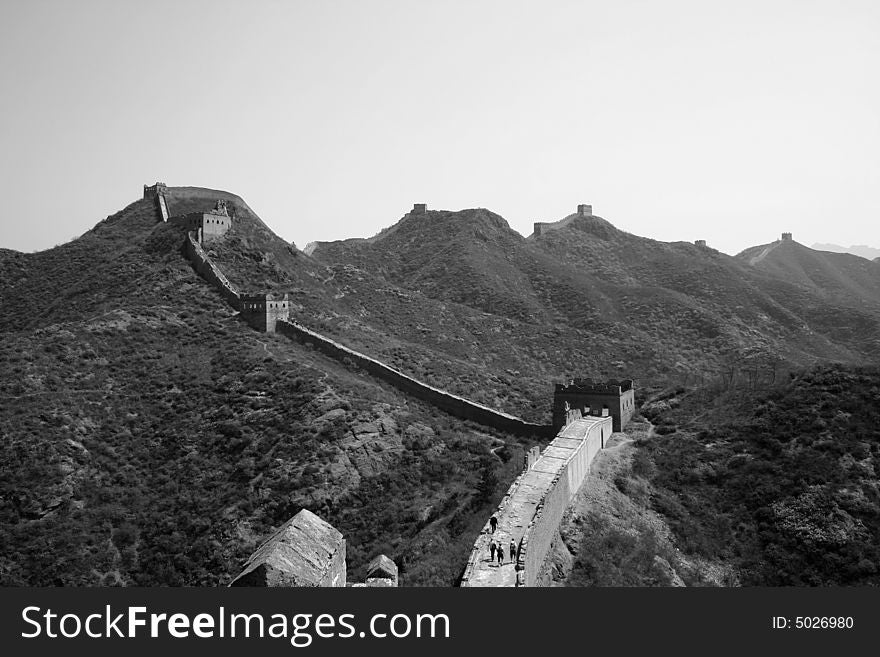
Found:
[309,209,880,388]
[0,191,535,586]
[639,365,880,585]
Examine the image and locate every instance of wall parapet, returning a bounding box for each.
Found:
[178,219,553,436]
[460,414,612,587]
[277,319,553,437]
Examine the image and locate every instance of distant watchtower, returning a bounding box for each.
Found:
[553,378,635,433]
[695,240,707,247]
[781,232,793,241]
[411,203,428,214]
[143,182,168,198]
[168,199,232,243]
[143,182,170,221]
[577,204,592,217]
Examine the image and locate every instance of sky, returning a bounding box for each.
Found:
[1,0,878,255]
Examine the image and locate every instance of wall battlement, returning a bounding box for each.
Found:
[460,414,612,587]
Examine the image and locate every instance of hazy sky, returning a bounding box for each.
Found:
[1,0,878,255]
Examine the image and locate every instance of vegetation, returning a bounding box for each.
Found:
[638,365,880,585]
[0,195,535,586]
[2,187,879,587]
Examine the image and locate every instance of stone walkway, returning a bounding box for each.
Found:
[464,418,605,587]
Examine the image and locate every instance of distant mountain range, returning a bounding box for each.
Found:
[812,243,880,261]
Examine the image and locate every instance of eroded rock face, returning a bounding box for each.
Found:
[340,419,404,479]
[319,405,408,489]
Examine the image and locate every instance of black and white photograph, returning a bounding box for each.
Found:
[0,0,878,650]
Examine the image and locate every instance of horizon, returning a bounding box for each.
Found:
[1,0,878,256]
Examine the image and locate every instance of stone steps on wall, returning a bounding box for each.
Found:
[157,194,170,221]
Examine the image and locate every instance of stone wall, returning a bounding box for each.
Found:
[180,227,552,436]
[277,319,553,437]
[184,233,241,309]
[459,415,611,587]
[158,194,170,221]
[202,213,232,242]
[240,293,290,333]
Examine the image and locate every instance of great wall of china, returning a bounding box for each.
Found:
[143,183,636,587]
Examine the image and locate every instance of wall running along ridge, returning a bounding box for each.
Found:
[277,320,553,438]
[460,413,612,587]
[177,227,552,437]
[157,194,170,221]
[184,232,241,309]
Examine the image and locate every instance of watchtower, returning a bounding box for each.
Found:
[552,378,635,433]
[143,182,168,199]
[239,292,290,332]
[412,203,428,214]
[168,199,232,243]
[695,240,707,247]
[781,232,793,241]
[577,204,592,217]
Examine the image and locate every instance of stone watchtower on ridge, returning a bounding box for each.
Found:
[781,232,793,241]
[144,182,170,221]
[534,203,594,236]
[168,198,233,243]
[143,182,168,199]
[239,292,290,333]
[552,378,635,433]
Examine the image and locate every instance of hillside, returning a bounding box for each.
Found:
[4,187,880,587]
[310,208,880,388]
[638,365,880,585]
[738,238,880,310]
[0,191,537,586]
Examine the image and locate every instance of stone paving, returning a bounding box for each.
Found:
[464,417,607,586]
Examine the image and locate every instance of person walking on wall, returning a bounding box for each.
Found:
[497,542,505,565]
[510,539,517,564]
[489,540,496,563]
[490,515,497,533]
